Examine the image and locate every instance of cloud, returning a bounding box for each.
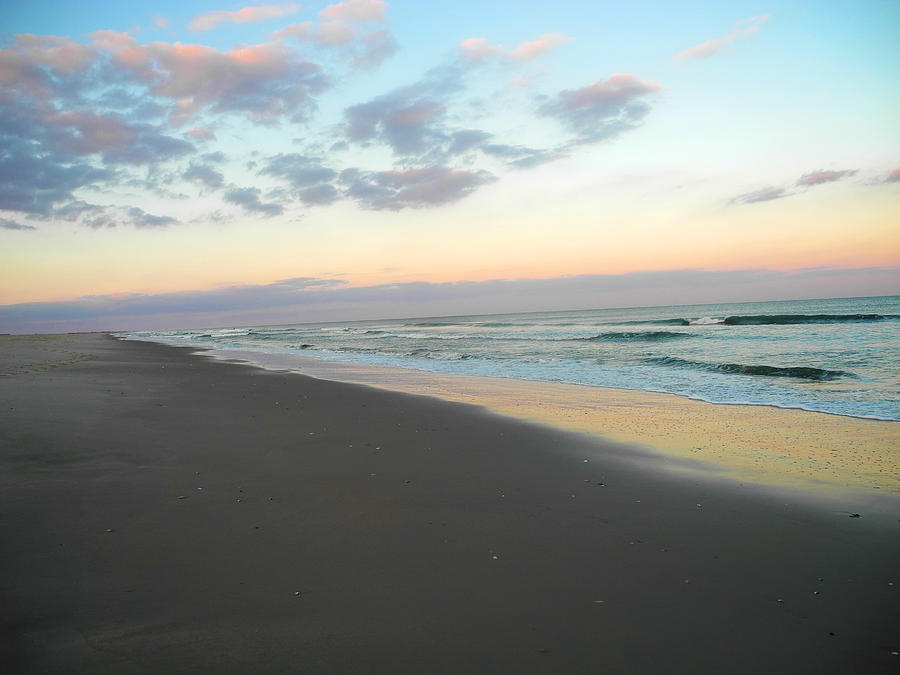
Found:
[274,21,355,45]
[153,16,170,30]
[344,88,447,156]
[272,15,397,69]
[732,168,860,206]
[0,276,349,326]
[187,126,217,141]
[446,129,493,155]
[54,200,107,223]
[37,109,195,164]
[677,15,770,61]
[350,29,398,69]
[298,183,340,205]
[224,186,284,216]
[92,32,329,125]
[885,168,900,183]
[0,30,326,224]
[184,164,225,190]
[1,218,36,231]
[537,74,660,143]
[127,206,178,228]
[189,4,299,32]
[319,0,387,23]
[340,166,495,210]
[1,34,95,80]
[730,186,789,205]
[4,266,898,333]
[796,169,857,186]
[0,140,113,215]
[48,201,178,229]
[260,153,337,202]
[484,145,567,169]
[458,33,574,62]
[339,62,466,159]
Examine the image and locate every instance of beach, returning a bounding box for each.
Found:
[2,333,898,673]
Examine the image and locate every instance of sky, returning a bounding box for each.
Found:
[1,0,898,332]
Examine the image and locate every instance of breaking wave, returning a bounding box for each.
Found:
[721,313,898,325]
[579,331,694,342]
[645,357,853,381]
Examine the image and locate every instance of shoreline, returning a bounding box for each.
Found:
[138,339,900,423]
[2,333,899,673]
[151,340,900,498]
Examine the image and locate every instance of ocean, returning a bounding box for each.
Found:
[121,295,900,421]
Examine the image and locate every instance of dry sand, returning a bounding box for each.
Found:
[1,333,898,673]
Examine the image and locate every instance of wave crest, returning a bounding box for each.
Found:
[580,331,693,342]
[722,313,897,325]
[645,357,853,380]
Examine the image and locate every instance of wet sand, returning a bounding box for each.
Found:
[1,333,898,673]
[211,349,900,495]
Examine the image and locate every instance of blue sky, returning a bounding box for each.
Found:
[0,1,898,332]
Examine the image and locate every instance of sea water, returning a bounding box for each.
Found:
[121,296,900,421]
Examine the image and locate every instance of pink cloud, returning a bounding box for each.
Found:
[796,169,857,186]
[677,15,770,61]
[271,20,356,45]
[0,34,95,100]
[90,29,137,52]
[538,74,660,143]
[313,21,357,45]
[884,168,900,183]
[511,33,574,61]
[186,126,217,141]
[350,29,397,69]
[49,110,136,154]
[0,35,98,100]
[459,33,574,62]
[153,16,170,30]
[319,0,387,23]
[559,74,660,111]
[188,4,299,32]
[271,22,315,42]
[457,38,503,61]
[10,34,95,73]
[271,18,395,68]
[506,73,540,90]
[91,34,327,124]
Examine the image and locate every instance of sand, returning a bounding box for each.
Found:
[212,350,900,495]
[1,333,898,673]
